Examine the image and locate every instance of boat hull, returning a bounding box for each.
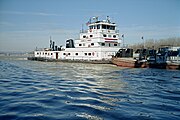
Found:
[27,57,112,64]
[111,57,147,68]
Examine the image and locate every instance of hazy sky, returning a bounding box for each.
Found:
[0,0,180,52]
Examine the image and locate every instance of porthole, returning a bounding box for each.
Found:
[113,35,116,38]
[114,44,117,46]
[75,53,78,55]
[103,34,107,37]
[90,35,93,37]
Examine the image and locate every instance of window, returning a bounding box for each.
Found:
[113,35,116,38]
[75,53,78,55]
[84,53,87,56]
[97,24,100,29]
[109,43,111,47]
[79,44,82,46]
[83,43,85,46]
[51,53,53,55]
[90,35,93,37]
[48,53,49,55]
[88,53,91,56]
[89,26,93,29]
[37,52,39,55]
[91,43,94,46]
[45,53,47,55]
[102,25,106,29]
[101,43,105,46]
[68,53,70,55]
[110,26,115,30]
[93,25,96,29]
[103,34,107,37]
[108,35,111,37]
[83,35,86,38]
[63,53,66,55]
[114,44,117,46]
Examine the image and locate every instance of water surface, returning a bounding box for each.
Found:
[0,56,180,120]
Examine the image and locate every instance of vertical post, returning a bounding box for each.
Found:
[122,34,124,48]
[142,36,145,49]
[82,24,84,33]
[50,36,52,49]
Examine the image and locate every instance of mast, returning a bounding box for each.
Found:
[50,36,52,49]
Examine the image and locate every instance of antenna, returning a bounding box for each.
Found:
[82,24,84,33]
[107,16,110,23]
[50,36,52,49]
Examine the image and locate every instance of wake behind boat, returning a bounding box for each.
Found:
[28,16,121,63]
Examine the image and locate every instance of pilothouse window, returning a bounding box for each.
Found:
[89,26,93,29]
[97,24,100,29]
[102,25,115,30]
[102,25,106,29]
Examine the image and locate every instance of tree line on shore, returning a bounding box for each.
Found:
[129,37,180,50]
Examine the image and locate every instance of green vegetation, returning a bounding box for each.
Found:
[130,37,180,50]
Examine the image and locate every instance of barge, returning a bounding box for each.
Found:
[112,47,180,70]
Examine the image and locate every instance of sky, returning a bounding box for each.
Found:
[0,0,180,52]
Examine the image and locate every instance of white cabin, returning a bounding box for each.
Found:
[34,16,121,61]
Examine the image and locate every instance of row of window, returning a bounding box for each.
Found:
[83,35,93,38]
[63,52,94,56]
[101,43,118,47]
[103,34,117,38]
[82,34,117,39]
[37,52,53,55]
[89,25,115,30]
[78,43,118,47]
[79,43,94,46]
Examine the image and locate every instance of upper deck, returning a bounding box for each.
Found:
[80,16,118,34]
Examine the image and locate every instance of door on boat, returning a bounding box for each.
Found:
[56,52,58,59]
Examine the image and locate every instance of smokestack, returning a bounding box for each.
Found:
[52,41,55,51]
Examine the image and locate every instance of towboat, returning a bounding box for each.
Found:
[28,16,121,63]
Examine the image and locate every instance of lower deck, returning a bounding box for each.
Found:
[34,47,120,61]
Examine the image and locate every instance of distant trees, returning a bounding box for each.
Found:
[130,37,180,50]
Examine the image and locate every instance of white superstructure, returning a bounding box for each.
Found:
[34,16,121,62]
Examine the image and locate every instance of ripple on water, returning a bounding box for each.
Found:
[0,59,180,120]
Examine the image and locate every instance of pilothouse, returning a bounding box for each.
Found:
[31,16,121,63]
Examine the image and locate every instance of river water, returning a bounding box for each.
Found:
[0,56,180,120]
